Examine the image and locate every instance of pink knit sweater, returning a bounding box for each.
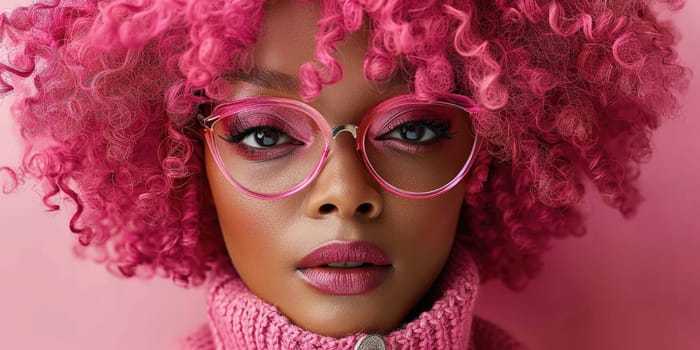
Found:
[179,245,526,350]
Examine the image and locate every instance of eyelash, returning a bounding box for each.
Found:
[221,126,287,144]
[219,117,281,142]
[378,117,454,141]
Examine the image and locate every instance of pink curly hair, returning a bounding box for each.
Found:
[0,0,688,289]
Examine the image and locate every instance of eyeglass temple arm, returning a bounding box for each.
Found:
[198,114,221,129]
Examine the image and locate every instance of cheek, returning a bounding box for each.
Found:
[385,185,464,269]
[204,148,297,273]
[398,188,463,242]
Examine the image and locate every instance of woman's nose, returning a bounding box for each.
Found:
[303,130,384,220]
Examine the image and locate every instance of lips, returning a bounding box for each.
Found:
[296,241,392,295]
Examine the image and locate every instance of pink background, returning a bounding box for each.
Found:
[0,1,698,349]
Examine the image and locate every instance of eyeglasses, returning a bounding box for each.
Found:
[200,93,481,200]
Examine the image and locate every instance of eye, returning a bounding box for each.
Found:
[218,114,304,148]
[384,122,438,142]
[218,123,305,161]
[238,127,294,148]
[378,119,451,143]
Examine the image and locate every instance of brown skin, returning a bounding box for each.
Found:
[204,1,466,337]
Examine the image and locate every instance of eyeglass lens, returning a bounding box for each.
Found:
[363,103,474,193]
[209,100,475,196]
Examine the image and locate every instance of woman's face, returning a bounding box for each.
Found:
[205,1,466,337]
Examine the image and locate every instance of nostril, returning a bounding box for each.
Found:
[316,203,377,216]
[319,204,336,214]
[356,202,373,214]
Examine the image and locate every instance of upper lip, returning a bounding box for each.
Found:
[296,241,391,268]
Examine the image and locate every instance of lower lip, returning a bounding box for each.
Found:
[297,266,391,295]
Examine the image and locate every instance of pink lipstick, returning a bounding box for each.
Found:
[296,241,391,295]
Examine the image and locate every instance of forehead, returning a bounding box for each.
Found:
[245,1,406,96]
[251,1,321,75]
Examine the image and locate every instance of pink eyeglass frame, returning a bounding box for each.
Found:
[200,93,482,200]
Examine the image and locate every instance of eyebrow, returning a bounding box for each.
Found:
[228,65,407,94]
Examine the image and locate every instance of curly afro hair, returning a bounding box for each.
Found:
[0,0,688,289]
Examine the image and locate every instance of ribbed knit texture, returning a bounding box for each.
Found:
[179,244,526,350]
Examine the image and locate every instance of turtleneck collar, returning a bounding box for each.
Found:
[203,244,479,350]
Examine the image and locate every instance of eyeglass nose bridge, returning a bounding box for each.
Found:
[332,124,358,140]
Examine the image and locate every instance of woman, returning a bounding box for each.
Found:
[0,0,687,348]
